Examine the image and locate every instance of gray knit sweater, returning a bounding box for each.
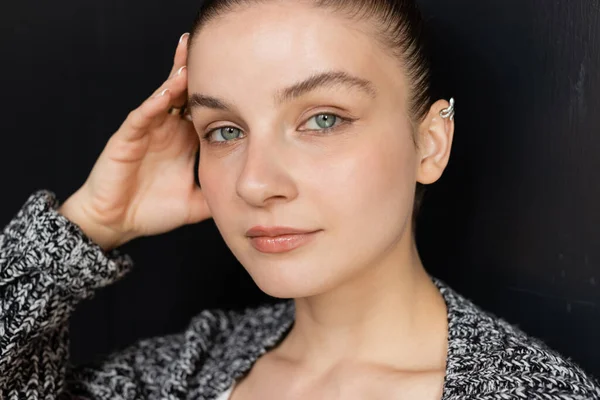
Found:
[1,190,600,400]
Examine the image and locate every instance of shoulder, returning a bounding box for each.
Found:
[68,302,293,398]
[437,280,600,399]
[109,299,293,362]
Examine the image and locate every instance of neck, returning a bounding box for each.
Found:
[277,234,448,373]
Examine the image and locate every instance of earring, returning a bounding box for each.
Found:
[440,98,455,120]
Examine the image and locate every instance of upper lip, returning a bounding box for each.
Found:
[245,226,318,237]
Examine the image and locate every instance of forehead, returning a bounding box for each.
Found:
[187,2,406,97]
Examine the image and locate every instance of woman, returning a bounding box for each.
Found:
[1,0,599,399]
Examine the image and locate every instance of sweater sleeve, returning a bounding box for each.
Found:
[0,190,135,399]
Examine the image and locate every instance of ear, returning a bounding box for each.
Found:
[415,99,455,185]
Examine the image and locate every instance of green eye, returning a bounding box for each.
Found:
[310,114,338,129]
[209,127,242,142]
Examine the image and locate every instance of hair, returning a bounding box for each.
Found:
[188,0,434,229]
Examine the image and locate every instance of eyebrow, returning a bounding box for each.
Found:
[187,70,377,112]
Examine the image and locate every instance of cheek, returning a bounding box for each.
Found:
[309,129,417,224]
[198,157,235,223]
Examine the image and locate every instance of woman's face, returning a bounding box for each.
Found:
[188,2,420,298]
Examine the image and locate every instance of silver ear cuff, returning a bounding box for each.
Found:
[440,98,455,120]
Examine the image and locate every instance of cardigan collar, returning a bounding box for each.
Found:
[206,276,479,399]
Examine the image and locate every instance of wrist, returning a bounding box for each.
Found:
[58,195,125,252]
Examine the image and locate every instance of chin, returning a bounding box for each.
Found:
[251,275,330,299]
[223,231,360,299]
[237,255,347,299]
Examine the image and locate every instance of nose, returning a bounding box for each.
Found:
[236,136,299,208]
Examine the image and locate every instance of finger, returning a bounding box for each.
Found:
[170,67,189,109]
[149,63,188,106]
[168,33,189,78]
[119,63,188,142]
[148,33,188,101]
[114,34,190,142]
[116,88,173,142]
[149,67,189,127]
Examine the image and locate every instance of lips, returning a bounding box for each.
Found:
[246,226,317,237]
[246,226,321,253]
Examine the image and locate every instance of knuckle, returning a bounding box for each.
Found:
[128,108,144,129]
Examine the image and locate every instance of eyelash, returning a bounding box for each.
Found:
[201,113,354,145]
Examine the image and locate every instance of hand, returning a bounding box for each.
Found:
[59,33,210,251]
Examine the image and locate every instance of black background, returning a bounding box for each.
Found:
[1,0,599,378]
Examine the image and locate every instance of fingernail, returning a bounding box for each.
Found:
[176,66,187,76]
[155,88,170,98]
[179,32,190,45]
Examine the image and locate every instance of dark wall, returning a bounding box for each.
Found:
[1,0,599,378]
[416,0,600,376]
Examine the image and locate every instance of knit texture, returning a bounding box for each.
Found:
[1,190,599,399]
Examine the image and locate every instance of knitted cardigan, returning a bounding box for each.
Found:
[1,190,599,400]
